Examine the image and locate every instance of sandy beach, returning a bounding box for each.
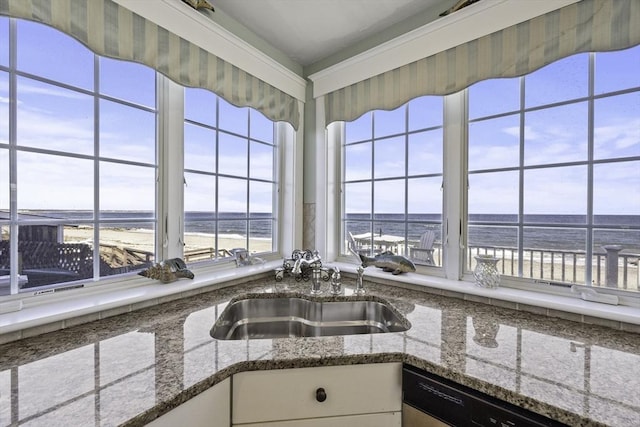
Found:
[58,226,637,290]
[62,226,273,261]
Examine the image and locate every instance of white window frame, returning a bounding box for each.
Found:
[321,88,640,314]
[339,99,447,274]
[311,5,639,311]
[463,50,640,301]
[0,14,303,328]
[1,17,161,292]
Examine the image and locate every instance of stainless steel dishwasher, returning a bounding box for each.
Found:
[402,364,568,426]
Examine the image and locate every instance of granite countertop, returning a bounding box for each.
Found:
[0,275,638,427]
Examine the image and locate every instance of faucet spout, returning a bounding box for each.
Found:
[291,258,304,275]
[291,253,321,275]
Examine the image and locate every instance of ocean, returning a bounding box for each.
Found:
[13,211,640,253]
[15,210,273,238]
[346,213,640,252]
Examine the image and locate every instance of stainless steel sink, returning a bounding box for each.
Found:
[210,295,410,340]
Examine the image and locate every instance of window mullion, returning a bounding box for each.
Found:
[93,53,100,281]
[370,114,375,238]
[443,91,466,280]
[585,52,596,286]
[246,114,251,250]
[404,105,409,248]
[156,75,184,260]
[8,18,18,294]
[518,76,525,278]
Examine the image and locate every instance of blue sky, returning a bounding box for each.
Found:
[344,46,639,217]
[1,17,639,218]
[0,17,276,214]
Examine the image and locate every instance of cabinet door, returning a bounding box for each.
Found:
[236,411,401,427]
[147,378,230,427]
[232,363,402,425]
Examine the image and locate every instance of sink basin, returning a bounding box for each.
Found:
[210,295,410,340]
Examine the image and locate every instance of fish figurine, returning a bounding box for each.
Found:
[138,258,195,283]
[359,251,416,275]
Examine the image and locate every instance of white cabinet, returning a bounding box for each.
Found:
[147,378,230,427]
[232,363,402,426]
[238,412,400,427]
[145,363,402,427]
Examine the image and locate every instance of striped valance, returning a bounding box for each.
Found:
[325,0,640,124]
[0,0,300,130]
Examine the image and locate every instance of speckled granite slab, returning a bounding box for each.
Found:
[0,277,638,426]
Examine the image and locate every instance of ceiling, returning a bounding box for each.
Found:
[212,0,456,68]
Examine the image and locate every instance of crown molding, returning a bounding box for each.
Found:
[308,0,580,98]
[112,0,307,101]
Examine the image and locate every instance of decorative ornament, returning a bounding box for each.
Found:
[182,0,214,12]
[472,255,500,289]
[138,258,194,283]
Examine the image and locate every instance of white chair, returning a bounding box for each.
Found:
[410,230,436,265]
[347,231,365,257]
[347,231,378,257]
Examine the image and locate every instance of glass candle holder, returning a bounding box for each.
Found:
[473,255,500,289]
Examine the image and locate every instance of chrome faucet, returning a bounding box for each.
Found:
[329,267,342,295]
[310,263,323,295]
[291,251,321,276]
[355,265,365,294]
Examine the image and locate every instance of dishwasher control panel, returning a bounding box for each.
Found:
[403,365,568,427]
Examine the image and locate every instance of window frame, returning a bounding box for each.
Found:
[1,17,160,295]
[340,99,446,272]
[181,89,279,262]
[0,16,294,304]
[333,50,639,306]
[465,50,640,297]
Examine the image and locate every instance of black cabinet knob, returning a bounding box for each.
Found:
[316,387,327,402]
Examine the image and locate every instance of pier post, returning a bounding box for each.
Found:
[602,245,622,288]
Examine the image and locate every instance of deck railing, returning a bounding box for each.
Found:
[405,241,638,291]
[183,247,234,262]
[467,245,639,291]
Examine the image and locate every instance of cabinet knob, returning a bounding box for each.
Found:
[315,387,327,402]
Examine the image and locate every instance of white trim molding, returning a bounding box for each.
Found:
[113,0,307,102]
[308,0,579,98]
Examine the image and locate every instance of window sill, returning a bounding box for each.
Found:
[333,262,640,329]
[2,259,638,344]
[0,260,281,342]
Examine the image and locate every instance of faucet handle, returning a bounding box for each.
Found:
[355,265,365,295]
[330,268,342,295]
[310,264,323,295]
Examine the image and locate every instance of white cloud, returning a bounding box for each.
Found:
[18,82,87,100]
[594,118,640,152]
[502,126,520,138]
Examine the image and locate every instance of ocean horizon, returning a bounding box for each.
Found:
[10,210,640,253]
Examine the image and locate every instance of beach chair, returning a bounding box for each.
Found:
[410,230,436,265]
[347,232,362,257]
[348,231,383,257]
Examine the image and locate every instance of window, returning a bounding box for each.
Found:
[343,97,444,267]
[0,18,157,296]
[467,46,639,292]
[183,88,277,262]
[0,17,283,299]
[340,46,639,297]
